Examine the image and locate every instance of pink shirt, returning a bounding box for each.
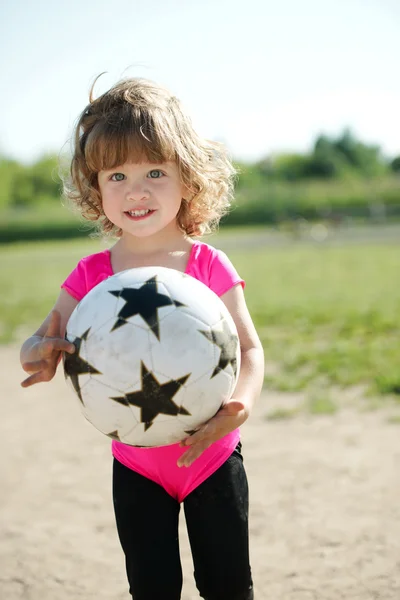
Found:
[62,241,244,502]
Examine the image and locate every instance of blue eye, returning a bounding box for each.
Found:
[111,173,125,181]
[148,170,164,179]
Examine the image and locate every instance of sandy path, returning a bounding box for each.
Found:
[1,345,399,599]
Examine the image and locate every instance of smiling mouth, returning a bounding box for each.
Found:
[125,209,155,220]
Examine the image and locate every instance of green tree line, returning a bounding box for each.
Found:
[242,128,400,182]
[231,129,400,224]
[0,154,62,209]
[1,129,399,230]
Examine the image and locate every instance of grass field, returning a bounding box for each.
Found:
[230,241,400,401]
[2,233,400,402]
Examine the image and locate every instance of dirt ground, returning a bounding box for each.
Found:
[1,344,400,600]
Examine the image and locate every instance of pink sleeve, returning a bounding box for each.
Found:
[208,248,245,297]
[61,250,113,302]
[61,259,89,302]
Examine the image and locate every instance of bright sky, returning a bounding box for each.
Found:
[1,0,399,163]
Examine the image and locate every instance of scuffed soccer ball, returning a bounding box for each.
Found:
[63,267,240,447]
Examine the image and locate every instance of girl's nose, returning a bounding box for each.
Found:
[126,182,150,202]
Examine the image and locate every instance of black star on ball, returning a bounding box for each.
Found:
[184,428,199,437]
[64,328,101,404]
[200,318,239,378]
[109,276,185,339]
[112,362,191,431]
[106,430,121,441]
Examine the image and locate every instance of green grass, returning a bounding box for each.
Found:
[2,235,400,399]
[265,407,300,421]
[0,238,99,341]
[226,241,400,398]
[306,394,338,415]
[0,206,96,243]
[387,415,400,425]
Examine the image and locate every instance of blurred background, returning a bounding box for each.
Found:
[2,3,400,598]
[1,0,399,409]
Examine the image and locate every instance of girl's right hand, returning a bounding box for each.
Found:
[21,310,76,388]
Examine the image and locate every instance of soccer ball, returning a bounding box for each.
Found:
[63,267,240,447]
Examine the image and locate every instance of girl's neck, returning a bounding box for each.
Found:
[118,227,190,255]
[109,230,195,274]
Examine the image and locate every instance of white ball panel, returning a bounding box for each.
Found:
[178,368,234,423]
[112,268,158,288]
[68,286,123,337]
[123,416,190,447]
[80,378,138,438]
[64,372,92,405]
[117,422,145,445]
[84,320,152,392]
[161,274,224,326]
[149,316,217,383]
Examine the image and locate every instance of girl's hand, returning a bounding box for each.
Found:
[21,310,75,388]
[177,400,248,468]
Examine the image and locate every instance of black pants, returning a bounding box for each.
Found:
[113,444,253,600]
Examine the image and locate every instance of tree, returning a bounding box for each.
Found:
[333,128,386,177]
[0,157,22,209]
[390,156,400,173]
[10,155,61,208]
[308,135,347,178]
[268,153,312,181]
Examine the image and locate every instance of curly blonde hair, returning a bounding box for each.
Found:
[64,76,236,237]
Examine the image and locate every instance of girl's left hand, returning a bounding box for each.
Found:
[177,400,248,468]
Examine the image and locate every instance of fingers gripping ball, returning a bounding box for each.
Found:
[63,267,240,447]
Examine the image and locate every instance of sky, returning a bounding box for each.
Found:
[1,0,399,164]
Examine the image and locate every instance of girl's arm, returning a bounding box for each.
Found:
[20,289,79,387]
[178,284,264,467]
[220,282,265,415]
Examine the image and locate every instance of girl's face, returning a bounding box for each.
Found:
[98,161,186,239]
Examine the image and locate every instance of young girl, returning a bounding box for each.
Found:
[20,77,264,600]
